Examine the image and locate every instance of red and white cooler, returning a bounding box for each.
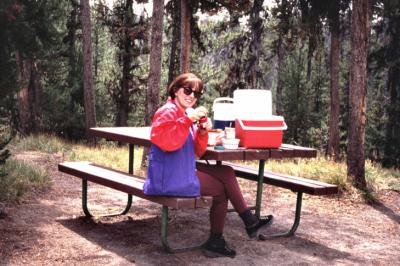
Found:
[235,116,287,148]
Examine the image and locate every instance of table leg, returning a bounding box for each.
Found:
[129,144,134,174]
[81,178,132,217]
[122,143,134,214]
[160,206,205,253]
[255,159,265,218]
[258,192,303,240]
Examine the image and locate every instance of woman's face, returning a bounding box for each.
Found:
[174,86,200,110]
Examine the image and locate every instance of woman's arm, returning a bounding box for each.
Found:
[150,105,193,151]
[193,128,208,158]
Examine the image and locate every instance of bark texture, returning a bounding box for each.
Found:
[246,0,263,88]
[80,0,97,145]
[327,1,341,161]
[16,54,41,136]
[275,0,289,116]
[116,0,134,128]
[167,0,181,86]
[347,0,369,189]
[180,0,191,73]
[146,0,164,126]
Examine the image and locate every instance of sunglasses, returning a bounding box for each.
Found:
[182,87,203,98]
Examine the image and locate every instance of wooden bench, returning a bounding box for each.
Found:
[196,160,338,239]
[58,161,212,253]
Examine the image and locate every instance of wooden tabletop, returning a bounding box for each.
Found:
[90,127,317,161]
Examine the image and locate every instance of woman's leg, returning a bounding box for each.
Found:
[196,170,228,234]
[196,163,248,214]
[197,169,236,258]
[197,163,274,239]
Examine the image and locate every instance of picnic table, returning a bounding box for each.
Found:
[59,126,338,251]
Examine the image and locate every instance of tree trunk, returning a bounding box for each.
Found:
[180,0,191,73]
[168,0,181,86]
[16,54,41,136]
[142,0,165,167]
[67,0,79,89]
[327,1,341,161]
[30,61,42,133]
[116,0,134,128]
[94,25,99,77]
[246,0,263,88]
[347,0,369,189]
[146,0,164,126]
[16,55,32,136]
[80,0,97,145]
[275,32,285,115]
[275,0,289,116]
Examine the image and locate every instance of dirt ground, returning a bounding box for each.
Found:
[0,151,399,266]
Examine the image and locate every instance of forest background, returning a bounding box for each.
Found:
[0,0,399,193]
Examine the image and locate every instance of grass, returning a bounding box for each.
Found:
[3,134,400,203]
[12,134,73,154]
[365,160,400,191]
[11,135,144,173]
[68,143,145,174]
[236,157,399,194]
[0,159,51,202]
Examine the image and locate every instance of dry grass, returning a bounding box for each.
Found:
[5,135,400,203]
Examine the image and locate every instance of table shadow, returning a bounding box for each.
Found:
[277,234,364,264]
[371,200,400,224]
[57,209,210,264]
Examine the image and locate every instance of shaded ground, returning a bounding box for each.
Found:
[0,151,399,265]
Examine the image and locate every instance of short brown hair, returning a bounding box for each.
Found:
[168,73,204,99]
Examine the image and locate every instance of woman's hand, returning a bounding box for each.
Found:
[186,106,210,135]
[198,117,212,135]
[186,106,208,123]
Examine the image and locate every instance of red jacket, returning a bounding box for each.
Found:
[150,100,208,158]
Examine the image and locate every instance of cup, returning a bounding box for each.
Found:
[225,127,236,139]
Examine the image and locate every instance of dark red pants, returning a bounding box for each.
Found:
[196,164,248,234]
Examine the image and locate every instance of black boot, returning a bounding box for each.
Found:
[240,209,274,239]
[245,215,274,238]
[202,233,236,258]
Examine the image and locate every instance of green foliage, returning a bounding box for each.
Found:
[193,18,276,97]
[95,0,150,127]
[2,0,400,170]
[367,0,400,167]
[38,1,86,139]
[280,43,329,147]
[0,1,22,103]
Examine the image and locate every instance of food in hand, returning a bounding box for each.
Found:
[199,116,208,129]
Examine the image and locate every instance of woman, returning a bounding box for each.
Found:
[144,73,273,258]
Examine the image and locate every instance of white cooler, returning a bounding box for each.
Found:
[212,97,235,130]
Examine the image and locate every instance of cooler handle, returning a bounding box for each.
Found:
[237,119,288,131]
[213,97,234,106]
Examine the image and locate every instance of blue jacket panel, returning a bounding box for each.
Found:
[143,134,200,197]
